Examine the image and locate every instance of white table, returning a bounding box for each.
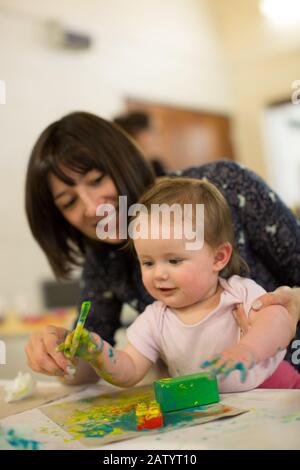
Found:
[0,380,299,450]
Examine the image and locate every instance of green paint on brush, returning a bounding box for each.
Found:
[57,302,92,359]
[59,328,114,383]
[70,301,91,358]
[57,304,121,385]
[58,329,93,359]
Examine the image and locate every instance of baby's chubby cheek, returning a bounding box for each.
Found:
[141,275,154,294]
[181,276,206,297]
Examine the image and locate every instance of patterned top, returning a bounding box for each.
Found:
[78,161,300,370]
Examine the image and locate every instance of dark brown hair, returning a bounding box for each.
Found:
[25,112,155,278]
[130,177,248,278]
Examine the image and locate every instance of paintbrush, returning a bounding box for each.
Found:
[65,300,91,359]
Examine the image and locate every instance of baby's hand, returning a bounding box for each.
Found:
[200,344,255,382]
[57,328,103,362]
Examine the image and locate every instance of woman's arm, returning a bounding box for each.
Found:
[24,247,124,384]
[233,287,300,338]
[252,286,300,330]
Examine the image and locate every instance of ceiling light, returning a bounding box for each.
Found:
[260,0,300,26]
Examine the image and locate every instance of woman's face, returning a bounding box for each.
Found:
[49,168,120,243]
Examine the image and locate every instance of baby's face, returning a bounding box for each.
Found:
[134,225,219,309]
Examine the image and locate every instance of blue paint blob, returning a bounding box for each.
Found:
[5,429,41,450]
[200,355,221,368]
[235,362,247,382]
[108,348,114,359]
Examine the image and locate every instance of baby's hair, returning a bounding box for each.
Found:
[130,176,248,278]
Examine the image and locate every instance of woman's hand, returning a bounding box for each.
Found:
[233,286,300,337]
[25,326,73,377]
[252,286,300,334]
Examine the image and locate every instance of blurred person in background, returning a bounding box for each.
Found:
[113,111,166,176]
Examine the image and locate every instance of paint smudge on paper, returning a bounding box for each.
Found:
[41,385,246,447]
[0,427,42,450]
[281,413,300,424]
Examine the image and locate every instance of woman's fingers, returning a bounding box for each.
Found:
[25,340,64,376]
[43,329,71,371]
[252,286,291,310]
[25,326,70,377]
[232,304,249,336]
[251,286,300,333]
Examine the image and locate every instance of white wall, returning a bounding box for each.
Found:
[208,0,300,179]
[263,103,300,208]
[0,0,233,311]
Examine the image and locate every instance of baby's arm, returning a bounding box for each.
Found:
[201,304,294,381]
[59,328,153,388]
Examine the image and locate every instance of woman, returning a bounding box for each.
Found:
[25,112,300,384]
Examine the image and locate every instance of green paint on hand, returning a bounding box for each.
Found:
[200,356,251,383]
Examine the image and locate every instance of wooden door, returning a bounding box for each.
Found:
[127,99,234,171]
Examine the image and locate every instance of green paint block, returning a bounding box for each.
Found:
[153,372,219,412]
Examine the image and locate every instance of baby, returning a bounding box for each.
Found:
[61,177,300,391]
